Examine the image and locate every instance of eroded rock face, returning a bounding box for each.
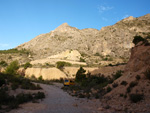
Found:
[25,68,67,80]
[125,42,150,74]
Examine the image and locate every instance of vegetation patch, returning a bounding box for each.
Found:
[63,67,114,99]
[56,61,72,70]
[0,48,31,55]
[24,62,32,69]
[129,93,144,103]
[132,36,146,45]
[0,61,8,67]
[144,69,150,80]
[112,70,123,80]
[120,81,128,86]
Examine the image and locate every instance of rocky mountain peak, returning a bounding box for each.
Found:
[53,23,73,32]
[60,23,69,27]
[123,16,135,21]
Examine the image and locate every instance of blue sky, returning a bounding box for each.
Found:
[0,0,150,50]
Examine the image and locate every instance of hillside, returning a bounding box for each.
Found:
[16,14,150,64]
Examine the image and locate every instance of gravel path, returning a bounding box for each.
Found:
[9,83,100,113]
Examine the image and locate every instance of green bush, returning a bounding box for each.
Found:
[30,75,37,80]
[113,70,123,80]
[129,81,138,88]
[120,81,128,86]
[132,36,145,45]
[0,61,8,67]
[56,61,71,70]
[144,69,150,80]
[24,62,32,69]
[129,93,144,103]
[11,82,19,90]
[38,75,43,81]
[0,75,5,87]
[127,87,131,93]
[16,93,33,104]
[136,75,141,80]
[80,57,86,62]
[0,48,31,54]
[34,92,45,99]
[75,67,86,82]
[112,83,118,88]
[5,60,19,75]
[106,86,112,93]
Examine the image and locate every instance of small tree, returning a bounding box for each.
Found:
[0,61,8,67]
[132,36,145,45]
[5,60,19,75]
[24,62,32,69]
[75,67,86,82]
[56,61,71,70]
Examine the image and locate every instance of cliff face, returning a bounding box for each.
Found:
[17,14,150,62]
[124,42,150,74]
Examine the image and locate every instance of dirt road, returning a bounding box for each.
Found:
[9,83,101,113]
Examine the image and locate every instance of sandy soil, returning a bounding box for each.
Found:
[8,83,102,113]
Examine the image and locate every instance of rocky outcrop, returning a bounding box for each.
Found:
[124,42,150,74]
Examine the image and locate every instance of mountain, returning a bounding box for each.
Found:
[17,14,150,64]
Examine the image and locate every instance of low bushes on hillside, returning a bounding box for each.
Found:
[0,60,8,67]
[24,62,32,69]
[0,72,44,112]
[129,93,144,103]
[5,60,19,75]
[56,61,72,70]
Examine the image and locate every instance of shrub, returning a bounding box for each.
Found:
[56,61,71,70]
[24,62,32,69]
[112,83,118,88]
[136,75,141,80]
[94,53,100,56]
[34,92,45,99]
[38,75,43,81]
[11,82,19,90]
[129,81,138,88]
[144,69,150,80]
[5,60,19,75]
[129,93,144,103]
[120,93,124,97]
[0,61,8,67]
[30,75,37,80]
[132,36,145,45]
[75,67,86,82]
[16,93,33,104]
[0,75,5,87]
[120,81,128,86]
[107,86,112,93]
[80,57,86,62]
[127,87,131,93]
[113,70,123,80]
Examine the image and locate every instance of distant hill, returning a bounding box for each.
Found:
[16,14,150,64]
